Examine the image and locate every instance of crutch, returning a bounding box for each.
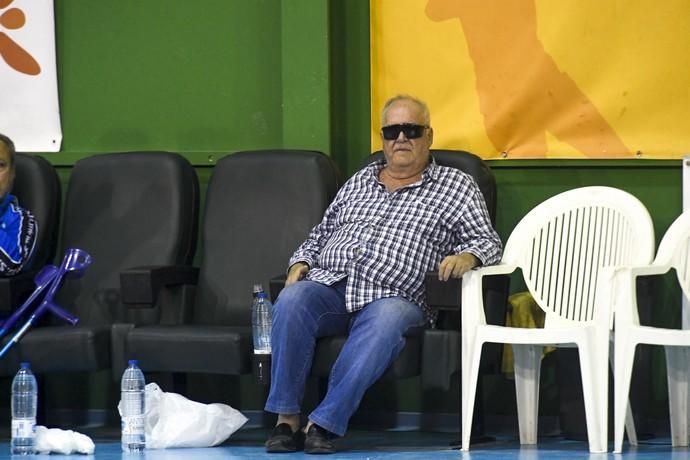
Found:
[0,248,92,359]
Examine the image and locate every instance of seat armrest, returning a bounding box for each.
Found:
[120,265,199,307]
[269,275,287,302]
[425,272,462,311]
[622,264,671,278]
[422,269,511,390]
[425,271,510,323]
[0,271,38,315]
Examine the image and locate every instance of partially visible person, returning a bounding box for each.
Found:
[0,133,37,276]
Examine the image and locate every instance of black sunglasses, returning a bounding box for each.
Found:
[381,123,429,140]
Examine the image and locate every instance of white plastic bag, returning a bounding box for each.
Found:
[34,425,95,455]
[143,382,248,449]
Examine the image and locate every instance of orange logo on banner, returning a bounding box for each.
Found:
[425,0,630,158]
[0,0,41,76]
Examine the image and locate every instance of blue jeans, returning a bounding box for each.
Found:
[264,279,426,436]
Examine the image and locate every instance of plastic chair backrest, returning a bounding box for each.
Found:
[653,211,690,302]
[502,186,654,326]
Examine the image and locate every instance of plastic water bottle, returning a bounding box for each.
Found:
[251,284,273,354]
[11,362,37,455]
[121,360,146,453]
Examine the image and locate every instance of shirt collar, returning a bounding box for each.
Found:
[367,155,439,184]
[426,156,440,181]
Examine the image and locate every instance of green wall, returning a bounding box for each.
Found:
[53,0,331,164]
[37,0,683,422]
[492,160,681,249]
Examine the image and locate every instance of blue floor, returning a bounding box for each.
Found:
[0,429,687,459]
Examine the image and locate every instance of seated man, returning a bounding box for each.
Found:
[0,134,37,276]
[264,95,502,454]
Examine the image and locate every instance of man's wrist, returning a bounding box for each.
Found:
[457,251,481,268]
[290,261,310,270]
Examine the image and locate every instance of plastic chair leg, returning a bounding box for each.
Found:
[665,346,689,447]
[513,344,541,445]
[461,338,483,451]
[578,339,607,453]
[624,403,638,446]
[613,336,637,453]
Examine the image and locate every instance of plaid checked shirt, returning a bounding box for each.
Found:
[289,158,502,324]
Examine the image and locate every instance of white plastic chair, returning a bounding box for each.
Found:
[613,210,690,452]
[461,186,654,453]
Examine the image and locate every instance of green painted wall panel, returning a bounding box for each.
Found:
[281,1,331,153]
[56,1,284,155]
[491,163,682,245]
[329,0,371,176]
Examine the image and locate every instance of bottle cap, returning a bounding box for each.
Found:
[19,362,30,369]
[128,359,138,366]
[253,284,264,293]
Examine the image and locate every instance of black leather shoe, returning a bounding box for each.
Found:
[304,424,336,454]
[265,423,305,453]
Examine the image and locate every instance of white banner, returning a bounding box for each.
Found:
[0,0,61,152]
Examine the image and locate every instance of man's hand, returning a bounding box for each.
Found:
[438,253,479,281]
[286,262,309,286]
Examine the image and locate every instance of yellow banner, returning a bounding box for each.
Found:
[371,0,690,159]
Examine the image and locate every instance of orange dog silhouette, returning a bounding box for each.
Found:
[426,0,631,158]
